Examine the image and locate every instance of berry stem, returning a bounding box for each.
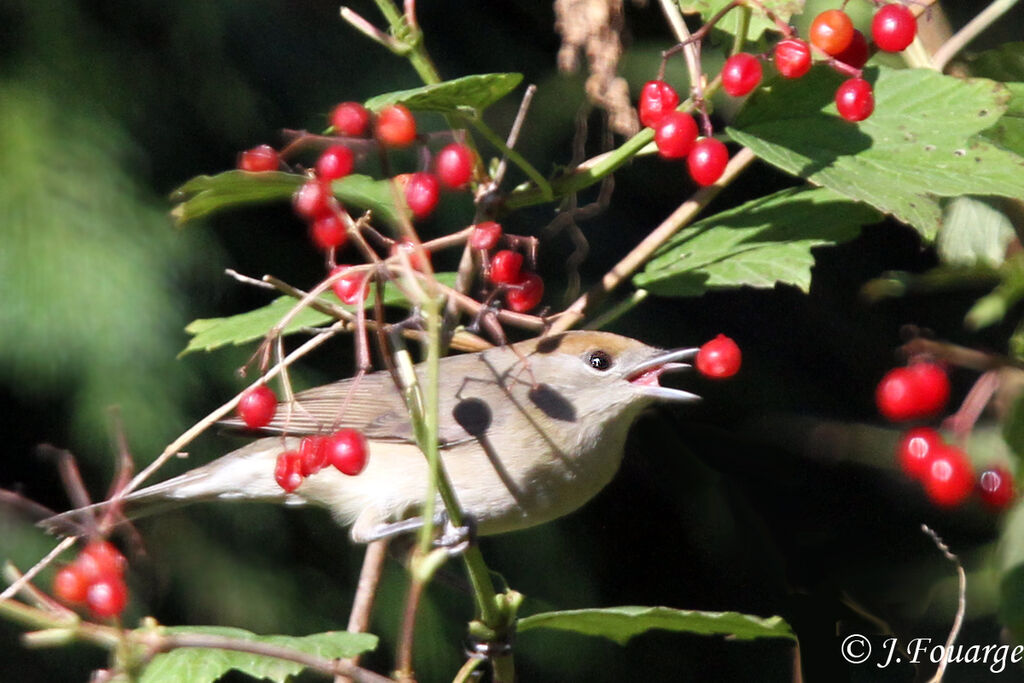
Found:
[931,0,1019,71]
[943,369,1000,446]
[458,111,553,201]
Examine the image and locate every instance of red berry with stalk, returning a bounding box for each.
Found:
[506,272,544,312]
[330,265,367,305]
[293,180,334,220]
[696,334,742,379]
[833,29,870,69]
[274,451,304,493]
[687,138,729,187]
[490,249,524,285]
[923,446,974,507]
[721,53,763,96]
[310,213,347,251]
[469,221,502,251]
[773,39,812,79]
[315,145,355,182]
[238,385,277,429]
[325,429,369,476]
[375,104,417,148]
[810,9,855,56]
[54,565,89,604]
[638,80,680,128]
[835,78,875,122]
[654,111,698,159]
[872,4,917,53]
[238,145,279,172]
[978,467,1016,510]
[896,427,944,480]
[876,362,949,422]
[397,172,440,219]
[299,436,328,477]
[330,101,371,137]
[86,576,129,619]
[435,143,476,189]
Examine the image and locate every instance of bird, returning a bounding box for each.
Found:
[42,331,699,543]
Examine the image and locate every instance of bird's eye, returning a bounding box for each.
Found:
[588,350,613,371]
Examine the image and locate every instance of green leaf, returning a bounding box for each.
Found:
[1003,392,1024,461]
[966,43,1024,156]
[634,187,879,296]
[182,273,458,355]
[937,196,1015,267]
[363,73,523,114]
[170,172,401,226]
[728,67,1024,239]
[517,606,795,645]
[139,626,376,683]
[965,254,1024,330]
[680,1,803,41]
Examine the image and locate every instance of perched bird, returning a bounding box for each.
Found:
[43,331,698,542]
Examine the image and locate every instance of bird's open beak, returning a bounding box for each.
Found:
[627,347,701,402]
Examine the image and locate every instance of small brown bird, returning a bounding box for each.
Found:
[44,331,698,542]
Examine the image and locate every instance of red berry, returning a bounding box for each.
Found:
[79,541,127,579]
[237,145,279,172]
[238,385,277,429]
[390,239,432,272]
[896,427,944,480]
[315,145,355,182]
[375,104,417,148]
[773,39,812,79]
[687,138,729,186]
[293,180,335,220]
[979,467,1015,509]
[398,172,440,219]
[490,249,524,285]
[876,362,949,421]
[696,334,742,379]
[721,53,763,97]
[329,265,368,305]
[835,78,875,122]
[638,80,680,128]
[330,102,371,137]
[469,221,502,251]
[86,575,129,619]
[872,4,916,53]
[310,213,348,251]
[810,9,855,56]
[654,111,698,159]
[274,451,304,493]
[435,143,475,189]
[299,436,327,477]
[506,272,544,312]
[324,429,369,476]
[54,565,89,604]
[833,29,869,69]
[923,446,974,507]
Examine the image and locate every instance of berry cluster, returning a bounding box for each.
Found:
[878,358,1017,510]
[53,541,129,619]
[640,80,729,187]
[275,430,370,493]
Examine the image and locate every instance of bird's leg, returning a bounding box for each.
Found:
[359,511,477,555]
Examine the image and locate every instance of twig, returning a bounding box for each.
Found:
[548,146,756,333]
[922,524,966,683]
[0,537,77,601]
[339,6,406,53]
[490,84,538,191]
[931,0,1020,72]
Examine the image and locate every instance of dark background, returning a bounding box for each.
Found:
[2,1,1023,680]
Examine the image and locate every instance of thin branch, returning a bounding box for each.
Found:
[932,0,1020,72]
[548,146,756,333]
[0,538,77,601]
[922,524,966,683]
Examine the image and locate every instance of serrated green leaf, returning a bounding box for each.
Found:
[937,196,1015,267]
[170,172,401,226]
[680,0,803,41]
[517,606,795,645]
[182,273,458,355]
[364,73,523,114]
[139,626,376,683]
[728,67,1024,239]
[634,187,878,296]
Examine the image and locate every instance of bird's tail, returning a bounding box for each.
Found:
[39,437,298,536]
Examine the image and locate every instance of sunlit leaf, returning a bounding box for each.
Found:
[363,73,523,113]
